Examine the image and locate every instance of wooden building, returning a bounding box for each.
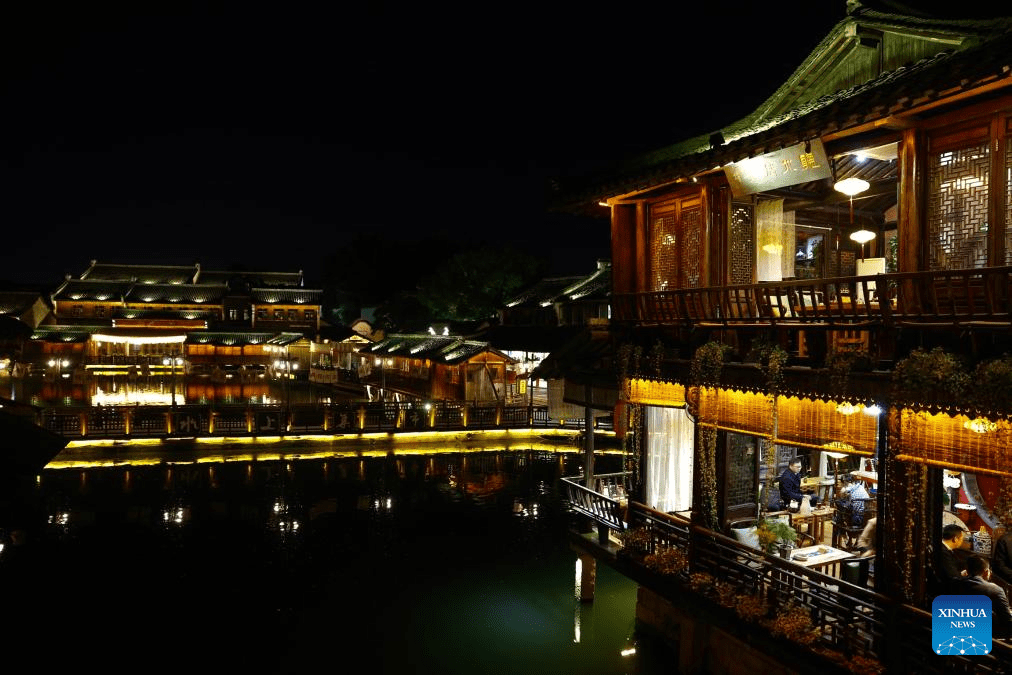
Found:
[19,261,332,381]
[358,334,514,404]
[556,4,1012,673]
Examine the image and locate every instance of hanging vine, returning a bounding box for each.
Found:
[750,340,789,518]
[616,342,644,491]
[691,341,730,530]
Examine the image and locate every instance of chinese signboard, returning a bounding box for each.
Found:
[724,139,832,197]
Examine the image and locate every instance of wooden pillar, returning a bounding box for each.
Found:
[897,127,924,274]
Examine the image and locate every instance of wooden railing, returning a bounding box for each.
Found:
[37,401,561,439]
[561,472,630,535]
[567,496,1012,672]
[612,266,1012,330]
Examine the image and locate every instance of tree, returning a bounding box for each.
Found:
[415,245,544,322]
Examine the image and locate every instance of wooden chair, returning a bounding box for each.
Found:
[833,497,877,551]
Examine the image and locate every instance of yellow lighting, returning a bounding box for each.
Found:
[833,177,870,196]
[761,244,783,254]
[835,402,861,415]
[91,333,187,345]
[963,417,998,434]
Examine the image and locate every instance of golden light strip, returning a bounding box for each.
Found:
[625,378,686,407]
[91,333,187,345]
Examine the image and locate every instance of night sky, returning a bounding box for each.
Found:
[0,1,846,288]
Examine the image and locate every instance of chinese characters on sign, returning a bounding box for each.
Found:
[724,140,832,197]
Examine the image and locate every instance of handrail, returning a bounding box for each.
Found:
[37,401,558,439]
[560,474,629,532]
[566,498,1012,671]
[613,265,1012,330]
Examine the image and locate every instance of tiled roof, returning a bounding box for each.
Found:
[123,284,227,304]
[185,331,304,347]
[0,291,44,316]
[52,279,134,302]
[111,308,219,321]
[362,334,514,365]
[250,288,322,305]
[198,270,303,288]
[506,264,611,307]
[505,277,585,308]
[557,9,1012,210]
[28,326,103,343]
[80,262,198,284]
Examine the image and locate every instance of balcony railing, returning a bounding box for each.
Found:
[612,266,1012,330]
[565,491,1012,673]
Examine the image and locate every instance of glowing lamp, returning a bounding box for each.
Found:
[833,177,870,196]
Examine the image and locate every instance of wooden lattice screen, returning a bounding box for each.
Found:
[730,202,755,285]
[650,201,678,292]
[928,142,990,270]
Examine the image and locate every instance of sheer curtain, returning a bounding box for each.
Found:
[646,406,694,513]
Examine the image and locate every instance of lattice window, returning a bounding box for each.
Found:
[928,142,990,270]
[730,203,755,285]
[1006,137,1012,264]
[726,432,757,507]
[650,203,677,291]
[682,203,703,288]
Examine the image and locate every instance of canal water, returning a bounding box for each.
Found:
[0,443,670,674]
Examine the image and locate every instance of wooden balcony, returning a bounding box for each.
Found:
[563,479,1012,674]
[612,266,1012,332]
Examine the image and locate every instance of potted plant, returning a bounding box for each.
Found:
[756,518,798,556]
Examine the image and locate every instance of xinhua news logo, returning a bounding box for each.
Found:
[933,595,993,655]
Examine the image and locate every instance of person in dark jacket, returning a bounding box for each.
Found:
[955,555,1012,640]
[993,528,1012,592]
[939,524,968,592]
[778,458,819,509]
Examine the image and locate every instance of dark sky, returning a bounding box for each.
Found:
[0,1,847,288]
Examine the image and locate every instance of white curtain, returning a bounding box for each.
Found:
[756,198,788,281]
[646,406,694,513]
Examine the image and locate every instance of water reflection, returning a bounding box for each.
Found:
[1,444,665,674]
[12,373,357,407]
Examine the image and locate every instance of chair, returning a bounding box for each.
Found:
[796,531,816,548]
[833,497,877,551]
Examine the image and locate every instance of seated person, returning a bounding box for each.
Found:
[779,459,819,510]
[993,526,1012,592]
[955,555,1012,640]
[834,481,871,527]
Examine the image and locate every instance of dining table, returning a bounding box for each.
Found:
[790,545,855,577]
[791,505,834,544]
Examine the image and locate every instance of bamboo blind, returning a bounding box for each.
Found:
[776,395,877,457]
[696,387,771,437]
[894,409,1012,477]
[625,378,687,407]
